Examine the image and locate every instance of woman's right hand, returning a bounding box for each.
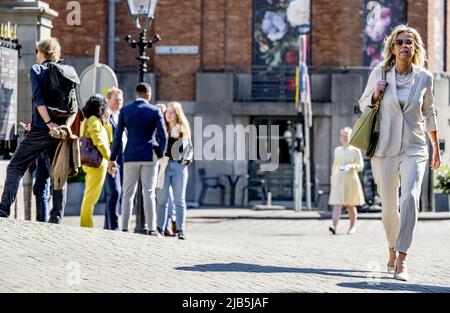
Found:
[372,80,388,103]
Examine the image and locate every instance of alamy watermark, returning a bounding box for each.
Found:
[66,261,82,286]
[171,117,280,172]
[365,261,382,286]
[66,1,81,26]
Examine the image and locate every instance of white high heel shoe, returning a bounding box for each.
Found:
[393,260,409,281]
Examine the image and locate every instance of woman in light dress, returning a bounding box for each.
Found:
[328,127,365,235]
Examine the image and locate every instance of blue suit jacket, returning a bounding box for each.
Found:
[109,114,124,166]
[111,99,168,163]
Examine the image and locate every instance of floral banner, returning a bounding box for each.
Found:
[363,0,406,68]
[253,0,311,100]
[254,0,310,68]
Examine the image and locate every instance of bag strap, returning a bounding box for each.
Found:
[374,66,386,112]
[82,117,90,138]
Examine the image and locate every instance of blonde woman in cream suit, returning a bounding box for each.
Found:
[359,25,441,281]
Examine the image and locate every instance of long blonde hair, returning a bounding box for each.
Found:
[166,102,191,139]
[381,24,427,69]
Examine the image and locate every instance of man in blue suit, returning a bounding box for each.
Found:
[104,87,125,230]
[110,83,168,235]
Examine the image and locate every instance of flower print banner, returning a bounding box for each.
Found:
[363,0,406,68]
[253,0,310,68]
[253,0,310,100]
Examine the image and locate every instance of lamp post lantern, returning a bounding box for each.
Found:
[125,0,161,83]
[125,0,161,234]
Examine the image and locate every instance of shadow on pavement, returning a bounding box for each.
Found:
[176,263,370,279]
[337,282,450,293]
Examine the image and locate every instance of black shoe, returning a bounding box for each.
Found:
[157,227,165,237]
[178,231,186,240]
[0,210,8,218]
[329,226,336,235]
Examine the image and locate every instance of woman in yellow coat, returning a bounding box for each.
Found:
[328,127,365,235]
[80,95,113,228]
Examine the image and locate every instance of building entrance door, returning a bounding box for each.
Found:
[249,117,296,202]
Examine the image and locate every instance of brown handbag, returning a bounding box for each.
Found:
[79,117,102,168]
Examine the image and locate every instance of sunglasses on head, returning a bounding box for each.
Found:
[394,39,414,46]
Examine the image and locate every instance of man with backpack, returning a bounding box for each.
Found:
[0,37,80,223]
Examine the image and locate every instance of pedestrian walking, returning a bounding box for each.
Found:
[0,37,78,223]
[104,87,125,230]
[80,95,112,228]
[359,24,441,281]
[328,127,365,235]
[156,102,194,240]
[109,83,168,236]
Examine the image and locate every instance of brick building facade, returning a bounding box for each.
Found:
[2,0,449,210]
[42,0,450,102]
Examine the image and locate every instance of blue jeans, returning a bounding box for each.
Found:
[163,187,176,230]
[156,161,188,232]
[33,152,52,222]
[104,165,123,230]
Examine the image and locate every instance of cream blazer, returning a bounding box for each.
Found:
[359,64,437,158]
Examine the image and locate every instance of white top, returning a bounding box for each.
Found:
[396,71,414,109]
[111,110,127,152]
[112,111,119,125]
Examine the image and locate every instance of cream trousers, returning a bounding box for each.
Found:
[371,154,427,253]
[122,161,159,231]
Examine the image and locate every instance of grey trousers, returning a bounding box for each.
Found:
[121,161,158,231]
[371,154,427,253]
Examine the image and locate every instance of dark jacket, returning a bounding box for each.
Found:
[109,113,124,166]
[167,136,194,163]
[111,99,168,163]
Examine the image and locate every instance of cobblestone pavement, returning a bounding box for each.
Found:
[1,209,450,293]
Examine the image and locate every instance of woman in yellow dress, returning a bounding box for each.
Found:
[80,95,113,228]
[328,127,365,235]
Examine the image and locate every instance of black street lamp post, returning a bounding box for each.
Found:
[125,0,161,234]
[125,30,161,83]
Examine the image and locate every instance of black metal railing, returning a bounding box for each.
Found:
[250,65,297,102]
[234,65,372,103]
[0,37,20,50]
[0,22,21,52]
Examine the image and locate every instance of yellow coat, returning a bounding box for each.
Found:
[328,145,365,206]
[79,116,112,228]
[80,116,112,164]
